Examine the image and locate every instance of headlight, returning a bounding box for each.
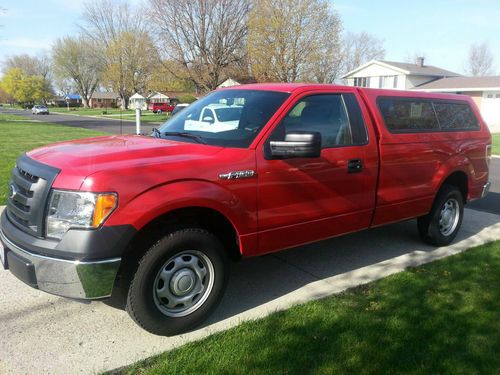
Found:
[46,190,118,239]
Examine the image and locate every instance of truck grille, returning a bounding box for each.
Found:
[6,155,59,237]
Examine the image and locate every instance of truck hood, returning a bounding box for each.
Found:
[27,135,223,177]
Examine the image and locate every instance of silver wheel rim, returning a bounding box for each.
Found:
[439,198,460,236]
[153,250,214,317]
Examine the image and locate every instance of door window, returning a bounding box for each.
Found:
[269,94,367,149]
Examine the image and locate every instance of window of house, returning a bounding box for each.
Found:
[353,77,368,87]
[393,76,398,88]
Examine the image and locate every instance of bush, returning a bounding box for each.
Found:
[178,94,197,104]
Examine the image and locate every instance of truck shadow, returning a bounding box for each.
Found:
[104,209,499,331]
[204,210,499,327]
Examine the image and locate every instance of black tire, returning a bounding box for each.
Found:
[126,228,228,336]
[417,185,464,246]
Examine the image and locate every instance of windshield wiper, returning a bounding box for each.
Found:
[161,131,206,144]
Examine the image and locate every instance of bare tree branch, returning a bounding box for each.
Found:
[341,31,385,76]
[52,36,102,107]
[148,0,250,91]
[248,0,342,83]
[465,42,495,76]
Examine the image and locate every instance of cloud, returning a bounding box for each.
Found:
[0,37,53,51]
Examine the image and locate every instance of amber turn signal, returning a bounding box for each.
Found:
[92,193,118,227]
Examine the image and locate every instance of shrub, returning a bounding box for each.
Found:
[178,94,197,104]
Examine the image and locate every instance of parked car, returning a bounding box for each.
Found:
[0,84,491,336]
[32,105,49,115]
[171,103,190,116]
[151,102,175,114]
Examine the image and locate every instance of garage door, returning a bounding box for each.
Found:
[481,91,500,133]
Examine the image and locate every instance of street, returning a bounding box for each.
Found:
[467,157,500,215]
[0,107,161,135]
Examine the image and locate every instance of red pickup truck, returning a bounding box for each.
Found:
[0,84,491,335]
[150,102,175,113]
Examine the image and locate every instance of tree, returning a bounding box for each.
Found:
[146,60,195,93]
[148,0,250,91]
[79,0,148,107]
[52,36,102,107]
[2,54,53,99]
[0,68,50,104]
[0,86,13,104]
[341,31,385,76]
[2,54,51,79]
[102,31,159,108]
[248,0,342,83]
[465,42,495,76]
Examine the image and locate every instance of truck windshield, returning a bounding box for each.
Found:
[157,90,290,148]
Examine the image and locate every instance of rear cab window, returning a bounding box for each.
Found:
[377,97,480,133]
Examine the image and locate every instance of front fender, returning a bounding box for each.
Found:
[105,179,257,236]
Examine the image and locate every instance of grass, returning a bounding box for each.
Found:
[492,133,500,155]
[116,241,500,375]
[0,114,106,205]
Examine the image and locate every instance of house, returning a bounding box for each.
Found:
[343,58,460,90]
[64,94,82,107]
[47,96,66,107]
[89,92,119,108]
[129,92,148,110]
[218,78,241,88]
[217,77,258,89]
[415,76,500,133]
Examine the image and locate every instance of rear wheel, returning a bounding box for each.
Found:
[126,228,228,336]
[417,185,464,246]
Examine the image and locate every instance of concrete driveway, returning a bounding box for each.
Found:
[1,206,499,374]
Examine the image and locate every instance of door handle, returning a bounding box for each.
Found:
[347,159,363,173]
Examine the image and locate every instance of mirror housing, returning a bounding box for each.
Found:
[202,116,214,124]
[269,131,322,159]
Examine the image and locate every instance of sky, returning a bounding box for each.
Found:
[0,0,499,75]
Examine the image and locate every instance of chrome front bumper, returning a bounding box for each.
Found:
[0,228,121,300]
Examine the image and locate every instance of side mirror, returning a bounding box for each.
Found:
[203,116,214,124]
[269,131,322,159]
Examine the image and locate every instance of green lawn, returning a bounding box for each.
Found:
[492,133,500,155]
[0,114,106,205]
[117,241,500,375]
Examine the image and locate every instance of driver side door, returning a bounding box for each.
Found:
[255,90,379,254]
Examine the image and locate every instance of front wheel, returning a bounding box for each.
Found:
[126,228,228,336]
[417,185,464,246]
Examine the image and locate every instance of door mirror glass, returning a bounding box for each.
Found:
[269,131,322,159]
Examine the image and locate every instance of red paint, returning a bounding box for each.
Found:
[150,102,175,113]
[27,84,492,257]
